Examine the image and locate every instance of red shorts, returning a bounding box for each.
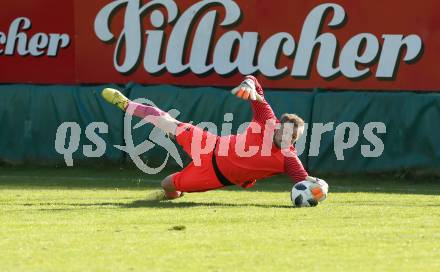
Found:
[172,123,224,192]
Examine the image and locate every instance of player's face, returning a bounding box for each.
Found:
[274,123,304,149]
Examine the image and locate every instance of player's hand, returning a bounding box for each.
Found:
[231,78,264,102]
[306,176,329,202]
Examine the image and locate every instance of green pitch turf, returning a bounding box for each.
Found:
[0,167,439,272]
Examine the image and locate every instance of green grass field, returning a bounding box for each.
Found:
[0,167,439,272]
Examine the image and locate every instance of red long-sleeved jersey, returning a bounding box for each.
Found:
[215,76,308,187]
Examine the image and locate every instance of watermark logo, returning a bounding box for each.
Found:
[115,97,183,174]
[55,110,387,174]
[54,98,184,173]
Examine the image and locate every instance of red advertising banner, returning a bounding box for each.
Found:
[0,1,75,83]
[1,0,440,90]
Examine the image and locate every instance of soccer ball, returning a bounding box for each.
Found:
[291,179,328,208]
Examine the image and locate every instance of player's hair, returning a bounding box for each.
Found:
[280,113,304,128]
[280,113,305,141]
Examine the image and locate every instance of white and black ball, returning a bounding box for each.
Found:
[291,180,328,208]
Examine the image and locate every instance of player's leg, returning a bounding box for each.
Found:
[103,88,222,197]
[158,122,222,197]
[160,174,183,200]
[171,159,225,193]
[101,88,179,135]
[155,162,223,200]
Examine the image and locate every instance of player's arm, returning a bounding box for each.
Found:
[231,75,276,124]
[284,151,309,183]
[284,150,329,201]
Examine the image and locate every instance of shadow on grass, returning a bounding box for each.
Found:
[123,200,294,209]
[18,200,293,210]
[1,167,440,195]
[122,199,440,209]
[29,198,440,212]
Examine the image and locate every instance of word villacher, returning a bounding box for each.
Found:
[0,17,70,57]
[95,0,423,79]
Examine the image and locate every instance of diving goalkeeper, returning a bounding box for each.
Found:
[102,76,327,201]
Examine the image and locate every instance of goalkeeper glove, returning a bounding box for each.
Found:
[306,176,329,202]
[231,78,263,102]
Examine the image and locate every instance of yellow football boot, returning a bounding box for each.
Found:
[101,88,129,111]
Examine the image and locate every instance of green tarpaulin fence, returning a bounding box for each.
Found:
[0,85,125,165]
[308,91,440,173]
[0,84,439,174]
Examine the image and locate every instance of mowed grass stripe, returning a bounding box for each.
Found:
[0,168,439,271]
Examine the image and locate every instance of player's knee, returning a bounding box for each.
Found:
[161,175,176,192]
